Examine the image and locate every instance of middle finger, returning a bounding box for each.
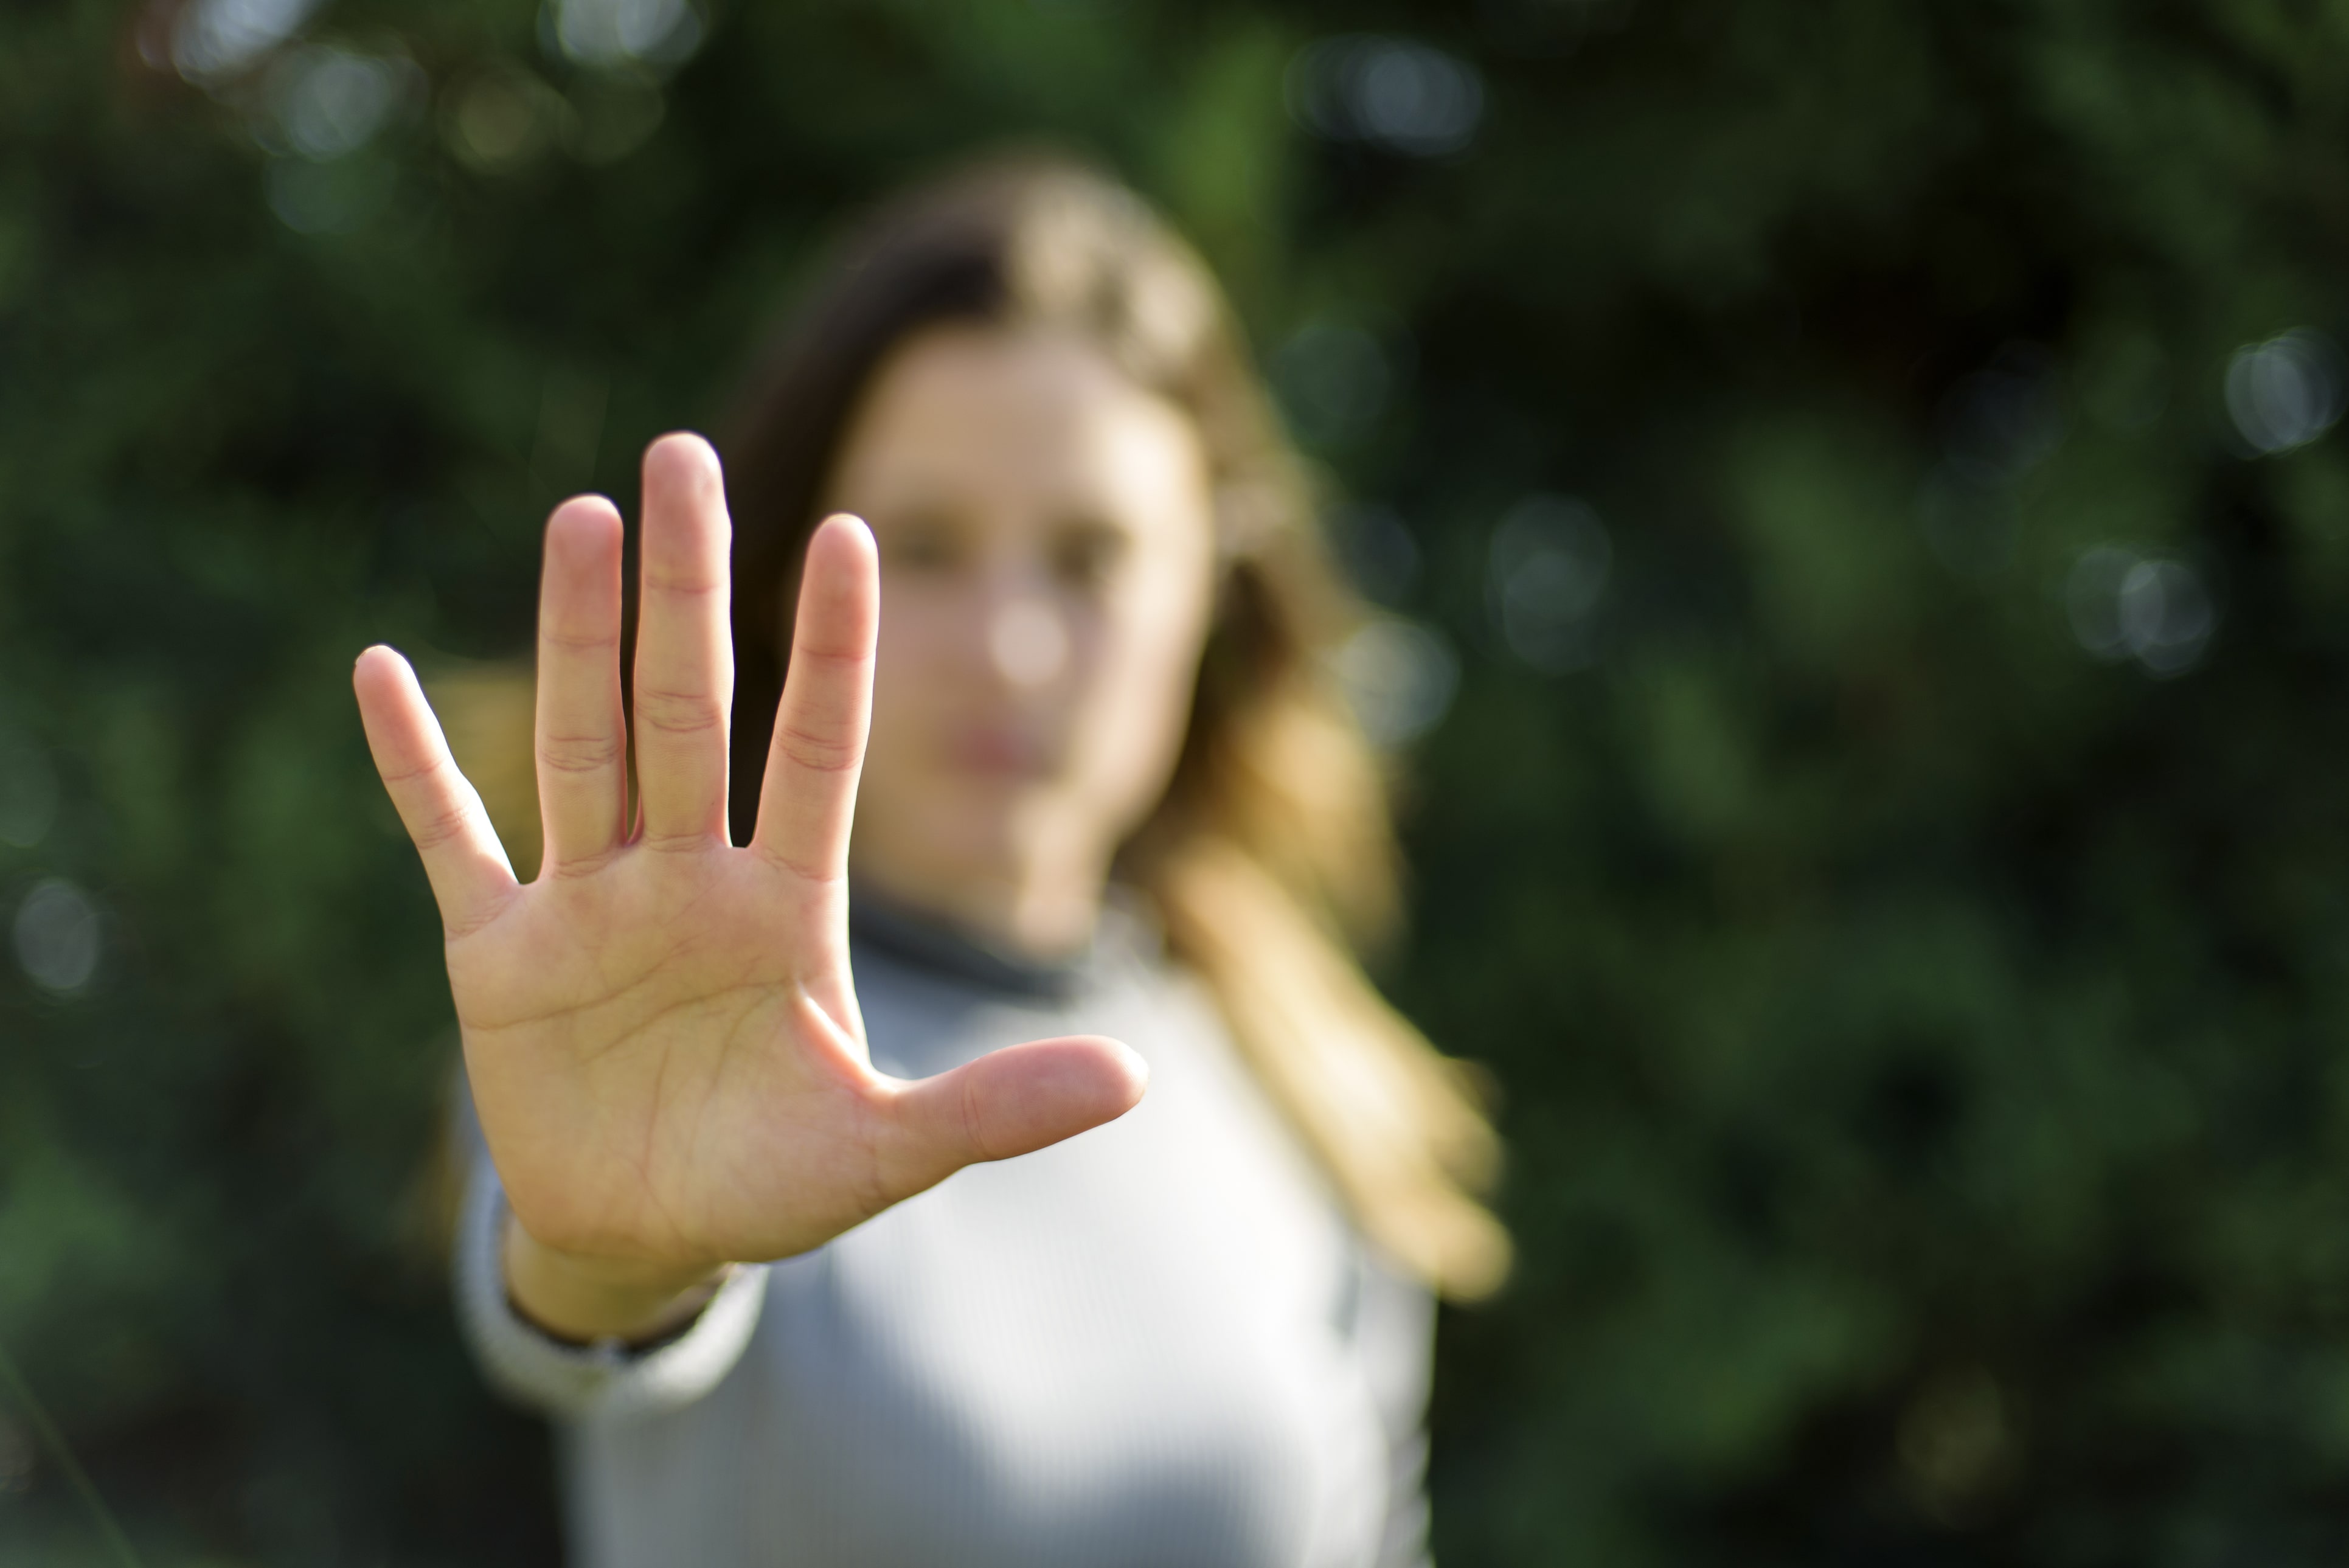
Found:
[631,433,735,848]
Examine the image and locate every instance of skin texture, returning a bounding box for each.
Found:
[353,329,1220,1339]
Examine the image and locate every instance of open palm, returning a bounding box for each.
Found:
[355,434,1145,1289]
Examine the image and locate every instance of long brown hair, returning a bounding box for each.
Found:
[436,153,1507,1299]
[722,153,1505,1299]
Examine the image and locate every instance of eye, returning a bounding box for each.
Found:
[1049,520,1130,592]
[874,508,967,576]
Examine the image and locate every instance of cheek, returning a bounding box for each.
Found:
[1064,575,1214,813]
[862,586,966,763]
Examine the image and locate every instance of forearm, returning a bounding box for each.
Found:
[501,1215,732,1345]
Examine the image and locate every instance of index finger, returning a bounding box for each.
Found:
[749,515,877,882]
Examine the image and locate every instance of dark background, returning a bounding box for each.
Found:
[8,0,2349,1563]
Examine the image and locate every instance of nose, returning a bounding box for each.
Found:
[987,598,1070,689]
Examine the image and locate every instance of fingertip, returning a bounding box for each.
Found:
[1012,1034,1149,1136]
[644,431,723,490]
[352,647,432,762]
[548,493,624,541]
[808,512,878,571]
[796,515,881,636]
[1088,1035,1151,1111]
[352,643,411,692]
[876,1033,1151,1201]
[545,499,625,587]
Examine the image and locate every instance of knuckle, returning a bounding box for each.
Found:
[634,687,726,737]
[413,799,477,853]
[381,755,446,789]
[789,642,867,671]
[549,844,622,879]
[644,570,723,600]
[638,827,716,856]
[539,622,618,653]
[959,1070,997,1162]
[775,721,856,774]
[539,732,623,775]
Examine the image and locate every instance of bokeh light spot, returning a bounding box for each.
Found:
[1333,617,1459,747]
[171,0,319,83]
[14,878,101,996]
[544,0,704,71]
[2067,544,2215,677]
[442,67,567,173]
[1489,494,1612,673]
[2225,328,2345,455]
[1286,36,1485,158]
[267,44,422,162]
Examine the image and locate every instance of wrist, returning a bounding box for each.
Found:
[501,1215,732,1345]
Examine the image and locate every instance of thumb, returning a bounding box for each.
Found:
[877,1035,1148,1199]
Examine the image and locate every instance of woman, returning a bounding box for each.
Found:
[355,156,1505,1568]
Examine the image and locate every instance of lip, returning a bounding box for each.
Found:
[943,724,1054,779]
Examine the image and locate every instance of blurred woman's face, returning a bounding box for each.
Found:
[819,323,1219,954]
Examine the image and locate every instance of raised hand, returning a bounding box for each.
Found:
[355,435,1146,1334]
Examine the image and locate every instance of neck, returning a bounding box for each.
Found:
[852,849,1105,962]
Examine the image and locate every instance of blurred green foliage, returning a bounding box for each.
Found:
[5,0,2349,1563]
